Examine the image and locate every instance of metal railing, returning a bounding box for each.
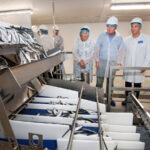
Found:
[67,86,109,150]
[67,86,84,150]
[129,93,150,133]
[108,66,150,111]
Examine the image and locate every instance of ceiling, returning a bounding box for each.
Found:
[0,0,150,25]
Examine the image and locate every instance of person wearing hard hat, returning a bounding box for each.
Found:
[122,17,150,106]
[39,25,54,82]
[52,25,65,79]
[31,25,41,43]
[95,16,125,106]
[52,25,64,51]
[39,25,54,52]
[73,25,96,83]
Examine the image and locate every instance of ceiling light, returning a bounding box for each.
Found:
[0,9,33,15]
[111,3,150,10]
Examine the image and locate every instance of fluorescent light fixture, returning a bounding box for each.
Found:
[0,9,33,15]
[111,3,150,10]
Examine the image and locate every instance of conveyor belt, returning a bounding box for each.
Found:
[3,85,146,150]
[47,79,104,102]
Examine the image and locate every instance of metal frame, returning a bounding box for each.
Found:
[0,53,65,149]
[0,97,19,150]
[11,53,65,86]
[0,44,26,55]
[0,53,65,99]
[96,88,108,150]
[129,93,150,133]
[108,66,150,111]
[66,87,108,150]
[29,133,43,149]
[67,86,84,150]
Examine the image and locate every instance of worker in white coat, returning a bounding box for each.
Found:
[52,25,64,51]
[39,25,54,52]
[39,25,54,82]
[122,17,150,105]
[52,25,66,79]
[31,25,41,43]
[95,16,125,106]
[73,25,95,83]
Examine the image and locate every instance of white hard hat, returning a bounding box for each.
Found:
[39,25,48,31]
[81,25,90,31]
[106,16,118,25]
[31,25,39,33]
[130,17,142,25]
[52,25,59,31]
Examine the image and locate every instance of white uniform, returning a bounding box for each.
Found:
[53,34,65,77]
[123,33,150,83]
[73,38,95,82]
[40,35,54,51]
[53,35,64,51]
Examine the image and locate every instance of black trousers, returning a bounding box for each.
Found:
[125,82,141,99]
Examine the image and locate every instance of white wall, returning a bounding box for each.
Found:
[0,13,32,27]
[49,21,150,51]
[47,21,150,75]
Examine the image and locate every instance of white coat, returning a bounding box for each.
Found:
[123,33,150,83]
[73,38,95,82]
[95,32,125,78]
[40,35,54,51]
[53,35,64,51]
